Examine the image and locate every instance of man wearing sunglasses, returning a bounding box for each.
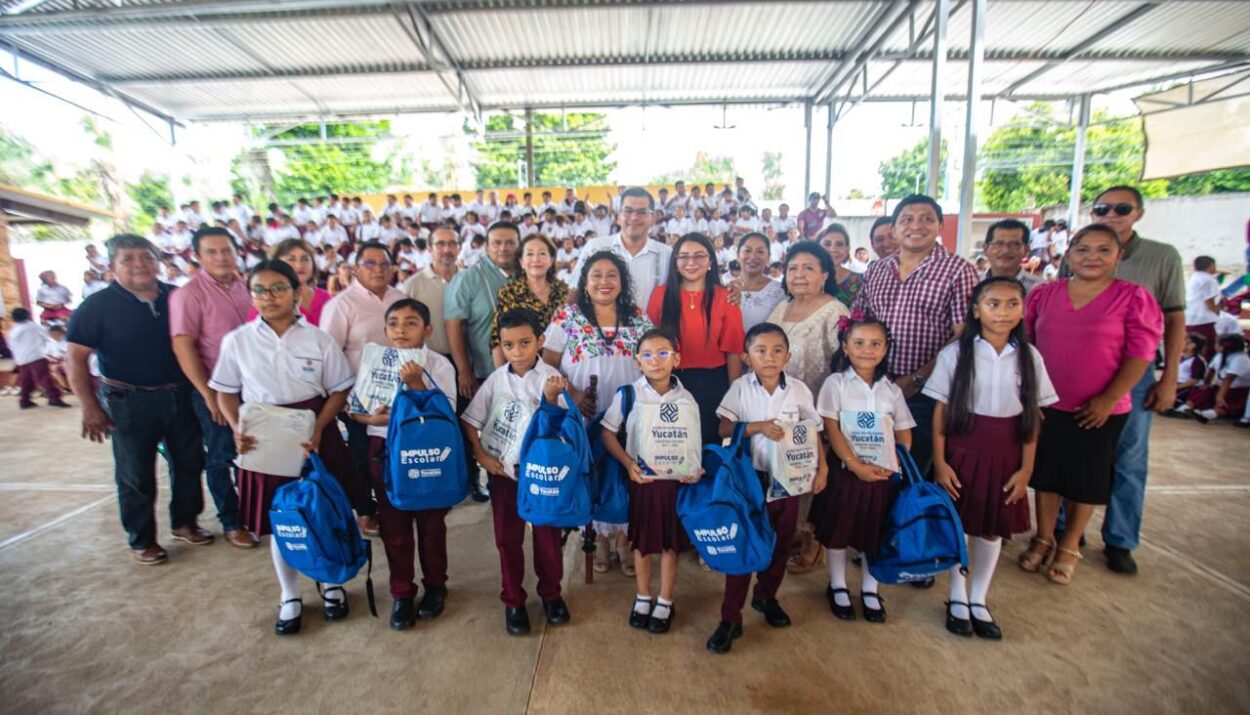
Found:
[1083,185,1186,576]
[321,240,408,536]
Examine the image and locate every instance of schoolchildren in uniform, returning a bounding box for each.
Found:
[1169,333,1209,411]
[600,328,701,635]
[925,277,1058,639]
[1184,334,1250,424]
[462,308,572,636]
[8,308,69,409]
[209,260,357,635]
[709,322,828,653]
[348,299,458,630]
[814,317,915,624]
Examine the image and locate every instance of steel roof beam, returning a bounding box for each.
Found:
[815,0,917,105]
[399,2,481,123]
[883,49,1250,63]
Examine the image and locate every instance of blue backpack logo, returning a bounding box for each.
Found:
[677,423,776,575]
[386,378,469,511]
[518,389,593,528]
[870,446,969,584]
[588,385,634,525]
[269,453,376,615]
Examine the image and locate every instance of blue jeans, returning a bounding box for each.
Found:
[1102,369,1156,551]
[99,383,205,549]
[190,390,240,532]
[904,392,937,477]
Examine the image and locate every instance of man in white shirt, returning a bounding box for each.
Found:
[573,187,671,307]
[771,203,796,236]
[1029,220,1054,260]
[230,194,253,226]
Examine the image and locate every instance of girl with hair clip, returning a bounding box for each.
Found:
[924,277,1058,639]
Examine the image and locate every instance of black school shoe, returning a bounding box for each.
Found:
[705,621,743,654]
[1105,546,1138,575]
[505,606,531,636]
[861,592,886,624]
[647,605,674,634]
[909,577,936,589]
[945,601,973,637]
[417,586,447,620]
[275,598,302,636]
[969,604,1002,640]
[322,586,349,621]
[751,598,791,628]
[826,586,855,621]
[390,597,415,631]
[543,598,571,626]
[629,597,653,630]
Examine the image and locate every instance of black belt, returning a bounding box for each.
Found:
[100,377,187,392]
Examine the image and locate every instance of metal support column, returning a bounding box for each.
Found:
[803,100,813,199]
[956,0,985,258]
[1067,94,1091,226]
[524,107,535,188]
[926,0,950,196]
[824,101,835,200]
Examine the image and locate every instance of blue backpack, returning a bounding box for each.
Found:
[677,423,776,575]
[517,389,593,528]
[588,385,633,525]
[869,446,969,584]
[385,379,469,511]
[270,453,376,615]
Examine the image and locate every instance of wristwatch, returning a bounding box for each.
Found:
[911,373,927,388]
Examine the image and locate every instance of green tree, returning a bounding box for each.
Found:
[236,122,404,207]
[879,138,946,199]
[652,151,736,186]
[1167,168,1250,195]
[125,171,173,234]
[761,151,785,200]
[469,112,616,188]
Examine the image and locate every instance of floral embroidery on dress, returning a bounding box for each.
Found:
[491,277,569,347]
[552,304,653,365]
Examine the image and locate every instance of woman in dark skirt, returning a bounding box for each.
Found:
[646,232,745,445]
[600,329,702,635]
[1023,225,1163,586]
[211,260,357,636]
[927,276,1059,639]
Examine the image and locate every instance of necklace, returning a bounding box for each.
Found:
[688,291,698,310]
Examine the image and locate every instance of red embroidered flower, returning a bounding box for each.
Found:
[582,325,594,335]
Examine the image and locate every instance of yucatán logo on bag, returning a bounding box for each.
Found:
[659,403,679,423]
[793,423,808,444]
[856,412,876,430]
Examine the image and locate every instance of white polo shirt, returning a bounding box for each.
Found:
[922,338,1058,418]
[366,349,456,438]
[573,233,672,308]
[816,369,916,429]
[210,317,354,405]
[8,321,47,366]
[462,360,568,477]
[1185,271,1222,326]
[716,371,822,472]
[319,225,348,248]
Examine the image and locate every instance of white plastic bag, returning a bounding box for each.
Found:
[838,410,898,472]
[480,397,534,479]
[234,403,316,478]
[765,419,820,501]
[633,401,702,480]
[347,343,427,415]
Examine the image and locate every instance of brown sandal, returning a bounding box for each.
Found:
[1018,536,1055,573]
[1046,546,1083,585]
[786,532,822,574]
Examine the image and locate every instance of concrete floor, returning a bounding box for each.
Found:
[0,393,1247,715]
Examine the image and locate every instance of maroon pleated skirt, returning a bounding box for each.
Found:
[627,480,691,556]
[1188,385,1249,415]
[237,396,354,536]
[946,415,1030,539]
[811,462,897,558]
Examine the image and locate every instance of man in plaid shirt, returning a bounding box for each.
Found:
[852,194,977,475]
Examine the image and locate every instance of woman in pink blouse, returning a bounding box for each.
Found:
[1021,224,1163,585]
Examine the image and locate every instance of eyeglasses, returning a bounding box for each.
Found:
[250,284,292,298]
[638,350,674,362]
[1092,203,1136,217]
[619,208,651,218]
[676,253,709,264]
[360,259,392,270]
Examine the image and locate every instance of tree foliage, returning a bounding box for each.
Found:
[652,151,736,186]
[469,112,616,188]
[761,151,785,200]
[879,138,947,199]
[125,171,173,233]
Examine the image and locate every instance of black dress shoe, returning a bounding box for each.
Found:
[629,597,653,630]
[945,601,973,637]
[416,586,447,620]
[969,604,1002,640]
[705,620,743,654]
[505,606,531,636]
[543,598,571,626]
[751,598,791,628]
[275,598,302,636]
[390,597,416,630]
[470,483,490,503]
[910,577,936,589]
[646,604,674,634]
[1104,546,1138,575]
[826,586,855,621]
[861,592,886,624]
[322,586,349,621]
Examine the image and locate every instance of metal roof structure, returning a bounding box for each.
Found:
[0,0,1247,125]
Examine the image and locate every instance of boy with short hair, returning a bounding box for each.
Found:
[8,307,69,409]
[461,309,571,636]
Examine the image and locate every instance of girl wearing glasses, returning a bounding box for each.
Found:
[210,260,358,635]
[246,238,332,326]
[647,233,745,446]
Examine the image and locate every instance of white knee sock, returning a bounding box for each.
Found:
[969,536,1003,622]
[827,549,852,607]
[270,537,302,620]
[860,557,882,609]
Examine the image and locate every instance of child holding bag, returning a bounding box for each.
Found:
[600,328,702,635]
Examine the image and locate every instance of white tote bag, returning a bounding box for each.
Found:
[480,397,534,478]
[838,410,898,472]
[633,400,702,480]
[234,403,316,478]
[347,343,427,415]
[765,419,821,502]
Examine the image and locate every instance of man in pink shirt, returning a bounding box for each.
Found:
[321,240,407,536]
[169,227,257,549]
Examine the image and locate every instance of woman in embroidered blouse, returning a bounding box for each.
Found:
[733,232,787,332]
[817,224,864,309]
[491,233,569,367]
[543,250,654,577]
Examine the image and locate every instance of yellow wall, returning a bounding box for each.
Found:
[356,184,723,214]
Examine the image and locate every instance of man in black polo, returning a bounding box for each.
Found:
[66,234,208,565]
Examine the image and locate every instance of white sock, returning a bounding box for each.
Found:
[270,537,301,620]
[860,558,882,609]
[633,594,653,615]
[1197,408,1218,421]
[948,562,970,620]
[1174,404,1191,413]
[827,548,851,607]
[653,597,672,620]
[969,537,1003,622]
[323,583,345,605]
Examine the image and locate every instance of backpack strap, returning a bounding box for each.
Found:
[730,421,748,457]
[896,445,923,485]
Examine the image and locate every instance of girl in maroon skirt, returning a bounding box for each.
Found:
[210,260,357,636]
[600,329,701,635]
[926,277,1058,640]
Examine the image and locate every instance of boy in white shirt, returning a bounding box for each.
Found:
[461,309,571,636]
[1185,255,1222,357]
[8,307,69,408]
[570,209,594,239]
[590,204,613,238]
[665,205,695,239]
[556,237,580,272]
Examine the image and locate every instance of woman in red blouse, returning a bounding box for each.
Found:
[647,232,746,445]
